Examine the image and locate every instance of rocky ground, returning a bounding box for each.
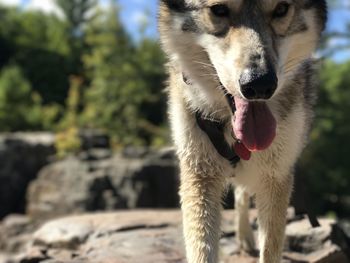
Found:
[0,132,55,218]
[1,209,350,263]
[1,133,350,263]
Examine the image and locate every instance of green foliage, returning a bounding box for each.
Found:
[299,60,350,216]
[0,1,167,146]
[0,65,59,131]
[0,7,71,104]
[135,39,168,140]
[58,76,83,129]
[55,0,97,32]
[54,76,84,157]
[81,4,167,146]
[55,126,82,158]
[55,0,97,76]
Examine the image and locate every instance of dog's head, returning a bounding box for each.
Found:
[159,0,327,152]
[159,0,327,101]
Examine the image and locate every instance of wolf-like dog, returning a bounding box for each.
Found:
[158,1,327,262]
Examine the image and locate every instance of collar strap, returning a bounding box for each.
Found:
[196,112,240,167]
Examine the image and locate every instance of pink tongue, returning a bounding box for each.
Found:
[232,97,276,152]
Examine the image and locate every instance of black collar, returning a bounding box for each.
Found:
[196,112,240,167]
[183,73,240,167]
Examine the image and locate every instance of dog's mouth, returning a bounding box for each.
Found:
[184,71,276,158]
[232,96,276,153]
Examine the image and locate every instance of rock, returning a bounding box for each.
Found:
[2,215,32,236]
[26,148,180,220]
[1,210,349,263]
[33,220,93,249]
[0,133,55,219]
[0,214,38,259]
[79,130,110,151]
[225,255,257,263]
[284,218,350,262]
[284,245,348,263]
[32,211,184,263]
[286,218,336,253]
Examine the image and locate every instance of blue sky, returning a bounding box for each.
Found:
[117,0,159,39]
[326,7,350,61]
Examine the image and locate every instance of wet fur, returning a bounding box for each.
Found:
[158,1,327,262]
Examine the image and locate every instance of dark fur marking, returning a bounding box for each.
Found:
[303,0,327,31]
[277,60,317,121]
[182,17,199,32]
[286,21,308,36]
[301,60,318,137]
[210,27,229,38]
[301,61,317,108]
[161,0,186,12]
[161,0,199,13]
[276,79,300,120]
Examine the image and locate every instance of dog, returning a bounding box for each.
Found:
[158,1,327,262]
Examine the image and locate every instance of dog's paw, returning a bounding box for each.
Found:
[238,229,257,256]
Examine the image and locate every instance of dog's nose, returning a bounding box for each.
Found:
[239,68,278,100]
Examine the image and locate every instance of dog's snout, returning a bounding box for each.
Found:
[239,67,278,100]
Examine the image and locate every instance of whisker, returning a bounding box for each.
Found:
[193,61,215,69]
[280,55,309,73]
[198,73,219,78]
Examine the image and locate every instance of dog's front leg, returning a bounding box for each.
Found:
[256,174,293,263]
[180,168,224,263]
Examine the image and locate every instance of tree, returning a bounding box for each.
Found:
[0,65,42,130]
[133,38,168,145]
[81,2,139,145]
[81,2,167,146]
[55,0,97,76]
[299,60,350,216]
[0,7,71,104]
[0,3,168,145]
[55,0,97,34]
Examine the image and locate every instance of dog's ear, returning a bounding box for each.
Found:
[161,0,187,12]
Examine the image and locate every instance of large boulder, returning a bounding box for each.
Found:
[27,148,180,220]
[0,133,55,219]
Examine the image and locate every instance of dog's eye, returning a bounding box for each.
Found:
[210,4,230,17]
[273,2,290,18]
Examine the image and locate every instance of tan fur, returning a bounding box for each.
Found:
[159,1,326,262]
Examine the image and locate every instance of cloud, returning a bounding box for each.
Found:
[0,0,21,6]
[26,0,63,17]
[131,10,148,26]
[99,0,109,8]
[25,0,111,18]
